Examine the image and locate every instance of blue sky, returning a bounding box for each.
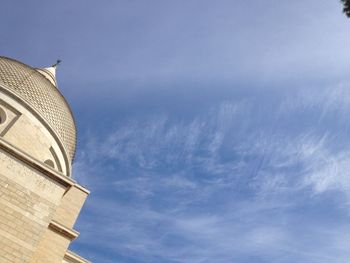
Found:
[2,1,350,262]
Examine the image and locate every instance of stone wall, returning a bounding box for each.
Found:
[0,140,89,262]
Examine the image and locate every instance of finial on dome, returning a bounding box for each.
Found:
[35,60,61,87]
[51,59,62,68]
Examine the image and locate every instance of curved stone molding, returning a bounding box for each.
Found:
[0,57,77,162]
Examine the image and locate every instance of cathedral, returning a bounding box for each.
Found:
[0,56,90,262]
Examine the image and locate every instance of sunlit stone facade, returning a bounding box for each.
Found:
[0,57,90,262]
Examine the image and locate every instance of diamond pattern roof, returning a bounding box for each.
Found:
[0,56,76,162]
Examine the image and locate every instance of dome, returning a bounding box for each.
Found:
[0,56,76,162]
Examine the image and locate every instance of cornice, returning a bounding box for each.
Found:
[49,220,79,241]
[64,250,92,263]
[0,137,90,195]
[0,137,74,187]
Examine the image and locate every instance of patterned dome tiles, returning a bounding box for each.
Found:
[0,57,76,162]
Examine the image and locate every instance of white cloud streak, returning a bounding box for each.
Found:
[73,84,350,262]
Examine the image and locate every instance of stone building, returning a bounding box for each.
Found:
[0,56,90,262]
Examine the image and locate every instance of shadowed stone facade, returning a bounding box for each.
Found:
[0,57,90,262]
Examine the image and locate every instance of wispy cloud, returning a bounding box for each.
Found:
[72,84,350,262]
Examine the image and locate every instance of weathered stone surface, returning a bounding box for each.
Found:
[0,57,90,262]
